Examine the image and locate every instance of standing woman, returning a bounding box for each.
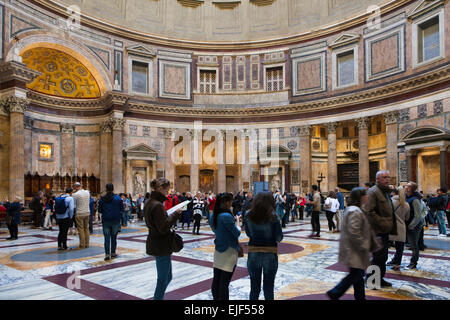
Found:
[387,186,410,271]
[326,187,381,300]
[244,192,283,300]
[5,196,23,240]
[144,178,181,300]
[210,193,241,300]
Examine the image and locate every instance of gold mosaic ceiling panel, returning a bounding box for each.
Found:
[22,47,101,98]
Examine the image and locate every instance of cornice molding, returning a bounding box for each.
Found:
[0,61,41,85]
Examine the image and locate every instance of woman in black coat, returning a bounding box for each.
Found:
[5,196,23,240]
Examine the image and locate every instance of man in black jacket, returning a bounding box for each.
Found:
[30,191,44,229]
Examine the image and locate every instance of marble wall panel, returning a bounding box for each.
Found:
[32,132,60,176]
[297,59,321,91]
[370,34,399,75]
[74,135,100,176]
[164,65,186,95]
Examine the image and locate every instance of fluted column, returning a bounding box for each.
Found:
[356,117,370,186]
[299,125,312,194]
[111,117,125,193]
[217,130,226,193]
[242,129,251,192]
[3,97,27,200]
[99,121,112,191]
[327,122,338,191]
[384,111,399,185]
[164,128,175,188]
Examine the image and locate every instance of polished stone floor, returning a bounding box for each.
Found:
[0,215,448,300]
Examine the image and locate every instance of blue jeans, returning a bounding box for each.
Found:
[328,268,366,300]
[406,223,423,265]
[121,211,128,226]
[247,252,278,300]
[102,220,120,256]
[436,211,447,235]
[154,255,172,300]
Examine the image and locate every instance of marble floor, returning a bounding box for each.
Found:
[0,216,448,300]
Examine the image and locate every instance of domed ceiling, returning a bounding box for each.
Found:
[22,47,101,98]
[45,0,388,43]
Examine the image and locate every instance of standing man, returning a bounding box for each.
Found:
[335,187,345,232]
[405,182,425,269]
[309,185,322,238]
[30,191,44,229]
[363,170,397,288]
[436,187,448,237]
[72,182,91,249]
[192,191,205,235]
[136,193,144,221]
[98,183,124,261]
[55,188,75,250]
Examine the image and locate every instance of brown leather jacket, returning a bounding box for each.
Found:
[144,191,180,256]
[363,184,397,235]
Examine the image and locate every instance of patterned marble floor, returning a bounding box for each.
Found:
[0,216,448,300]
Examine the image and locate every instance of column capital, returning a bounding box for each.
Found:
[110,118,125,131]
[326,122,338,134]
[356,117,370,129]
[164,128,175,139]
[23,116,34,129]
[1,96,28,114]
[383,111,399,125]
[60,123,75,134]
[298,125,312,137]
[100,120,112,133]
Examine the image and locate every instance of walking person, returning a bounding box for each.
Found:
[405,182,425,270]
[55,188,75,251]
[43,195,55,230]
[436,187,448,237]
[387,186,410,271]
[244,192,283,300]
[97,183,124,261]
[335,187,345,232]
[144,178,182,300]
[5,196,23,240]
[30,191,44,229]
[72,182,91,249]
[326,187,381,300]
[309,185,322,237]
[324,191,340,233]
[192,191,205,235]
[363,170,397,288]
[210,193,241,300]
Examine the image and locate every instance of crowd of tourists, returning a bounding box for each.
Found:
[0,170,448,301]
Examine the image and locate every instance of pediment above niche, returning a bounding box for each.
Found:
[407,0,445,20]
[329,33,361,49]
[125,45,156,58]
[124,143,158,160]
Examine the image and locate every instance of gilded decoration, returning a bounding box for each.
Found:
[21,47,101,98]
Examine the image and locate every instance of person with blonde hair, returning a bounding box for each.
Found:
[387,186,410,271]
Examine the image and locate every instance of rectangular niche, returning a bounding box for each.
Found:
[365,24,405,82]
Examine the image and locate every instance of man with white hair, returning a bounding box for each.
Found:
[363,170,397,288]
[72,182,91,249]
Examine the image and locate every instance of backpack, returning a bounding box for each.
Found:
[54,196,68,215]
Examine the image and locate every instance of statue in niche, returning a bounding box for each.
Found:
[270,172,281,193]
[133,172,146,195]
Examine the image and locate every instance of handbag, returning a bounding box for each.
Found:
[170,231,184,252]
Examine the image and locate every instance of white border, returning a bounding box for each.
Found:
[158,60,191,100]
